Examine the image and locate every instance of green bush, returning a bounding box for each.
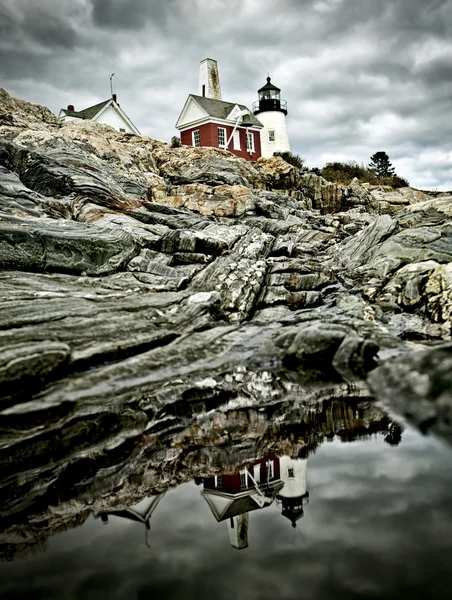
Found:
[170,136,181,148]
[320,160,409,187]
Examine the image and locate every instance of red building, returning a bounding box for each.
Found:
[175,59,263,162]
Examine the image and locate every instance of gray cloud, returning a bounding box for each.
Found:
[0,0,451,189]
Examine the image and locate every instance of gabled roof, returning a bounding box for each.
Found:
[59,98,141,134]
[60,99,110,120]
[191,95,263,127]
[176,94,263,129]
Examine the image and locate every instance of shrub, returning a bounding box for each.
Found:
[320,161,409,188]
[170,136,181,148]
[321,161,371,185]
[387,175,409,188]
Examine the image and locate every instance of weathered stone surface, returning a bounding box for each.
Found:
[369,344,452,443]
[155,183,257,217]
[425,262,452,328]
[0,215,138,275]
[153,145,263,188]
[0,341,70,390]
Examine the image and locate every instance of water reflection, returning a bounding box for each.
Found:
[0,402,452,600]
[0,396,400,561]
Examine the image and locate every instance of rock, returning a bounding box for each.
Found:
[369,343,452,443]
[191,229,273,321]
[302,173,343,214]
[155,183,256,217]
[0,215,138,275]
[425,263,452,328]
[153,145,263,188]
[0,341,70,391]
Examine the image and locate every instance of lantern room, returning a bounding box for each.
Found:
[253,76,287,115]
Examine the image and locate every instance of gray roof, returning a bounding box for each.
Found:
[61,99,110,120]
[190,94,263,128]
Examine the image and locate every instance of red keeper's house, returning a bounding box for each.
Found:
[175,58,263,162]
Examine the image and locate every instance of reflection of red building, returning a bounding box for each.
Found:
[202,454,284,550]
[203,453,281,495]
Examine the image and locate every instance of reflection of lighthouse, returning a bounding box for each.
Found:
[277,457,309,528]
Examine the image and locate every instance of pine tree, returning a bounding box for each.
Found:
[368,152,396,180]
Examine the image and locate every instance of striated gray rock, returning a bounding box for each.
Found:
[369,343,452,443]
[0,215,138,275]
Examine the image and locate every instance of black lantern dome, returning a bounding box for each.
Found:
[277,490,309,528]
[253,76,287,116]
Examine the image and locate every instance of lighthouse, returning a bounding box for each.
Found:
[253,76,290,158]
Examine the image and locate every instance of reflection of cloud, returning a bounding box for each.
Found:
[1,0,452,188]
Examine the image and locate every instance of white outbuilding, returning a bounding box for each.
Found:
[58,94,141,135]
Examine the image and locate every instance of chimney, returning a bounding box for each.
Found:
[199,58,222,100]
[67,104,74,111]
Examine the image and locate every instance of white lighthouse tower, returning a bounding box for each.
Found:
[277,457,309,528]
[253,76,290,157]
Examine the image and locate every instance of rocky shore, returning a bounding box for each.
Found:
[0,88,451,557]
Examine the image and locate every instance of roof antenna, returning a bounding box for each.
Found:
[110,73,115,98]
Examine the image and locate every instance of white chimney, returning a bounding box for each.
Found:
[199,58,222,100]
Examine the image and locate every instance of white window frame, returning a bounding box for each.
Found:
[246,131,255,153]
[192,130,201,147]
[267,460,274,479]
[240,469,247,488]
[233,129,241,150]
[268,129,275,142]
[218,127,226,148]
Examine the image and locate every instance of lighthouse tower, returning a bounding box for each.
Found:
[253,76,290,157]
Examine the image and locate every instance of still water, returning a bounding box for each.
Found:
[1,416,452,600]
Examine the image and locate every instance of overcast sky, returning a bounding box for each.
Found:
[1,0,451,190]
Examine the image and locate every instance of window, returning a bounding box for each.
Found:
[218,127,226,148]
[268,130,275,142]
[246,131,255,153]
[202,84,206,97]
[192,130,200,147]
[233,130,241,150]
[214,475,223,488]
[240,470,247,488]
[288,468,295,478]
[119,128,126,132]
[267,460,274,479]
